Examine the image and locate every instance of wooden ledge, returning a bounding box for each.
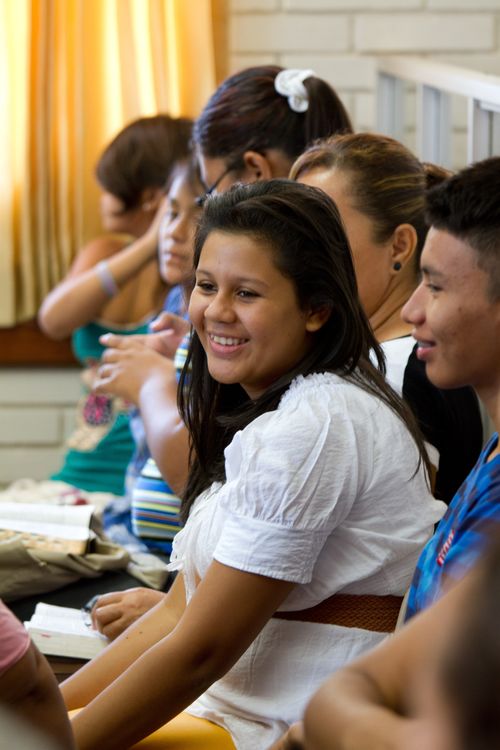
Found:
[0,319,77,367]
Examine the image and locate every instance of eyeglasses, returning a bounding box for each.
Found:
[195,161,239,207]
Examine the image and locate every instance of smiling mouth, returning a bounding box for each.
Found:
[209,334,248,346]
[414,337,436,360]
[414,337,435,348]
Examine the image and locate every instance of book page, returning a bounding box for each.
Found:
[0,503,94,543]
[34,604,89,620]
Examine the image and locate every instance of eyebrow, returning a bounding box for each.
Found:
[195,268,270,289]
[420,265,445,279]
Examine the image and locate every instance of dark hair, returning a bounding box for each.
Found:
[193,66,352,169]
[441,534,500,750]
[95,114,193,210]
[291,132,451,267]
[426,156,500,300]
[178,179,429,518]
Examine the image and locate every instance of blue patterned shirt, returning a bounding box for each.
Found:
[405,432,500,620]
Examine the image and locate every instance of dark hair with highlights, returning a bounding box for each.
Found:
[96,114,193,211]
[178,179,429,519]
[193,65,352,172]
[425,156,500,300]
[290,132,450,268]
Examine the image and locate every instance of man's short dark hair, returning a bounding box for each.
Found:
[426,157,500,300]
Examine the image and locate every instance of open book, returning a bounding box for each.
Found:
[0,502,95,554]
[25,603,109,659]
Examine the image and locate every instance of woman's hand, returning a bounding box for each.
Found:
[91,588,167,641]
[148,312,190,358]
[139,195,170,255]
[100,312,189,361]
[93,338,177,405]
[96,330,189,494]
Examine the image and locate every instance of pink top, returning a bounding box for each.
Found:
[0,600,30,676]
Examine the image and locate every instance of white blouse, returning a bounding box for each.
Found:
[169,373,446,750]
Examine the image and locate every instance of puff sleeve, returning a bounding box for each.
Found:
[213,376,369,583]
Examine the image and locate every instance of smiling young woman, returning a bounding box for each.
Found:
[189,231,327,400]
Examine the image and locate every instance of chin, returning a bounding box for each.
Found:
[425,367,464,391]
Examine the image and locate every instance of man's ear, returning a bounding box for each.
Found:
[305,305,332,332]
[390,224,418,275]
[241,151,273,182]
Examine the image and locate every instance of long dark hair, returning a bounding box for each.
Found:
[179,180,429,519]
[193,65,352,167]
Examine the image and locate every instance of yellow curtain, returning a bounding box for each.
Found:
[0,0,216,326]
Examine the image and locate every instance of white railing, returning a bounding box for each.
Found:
[377,56,500,167]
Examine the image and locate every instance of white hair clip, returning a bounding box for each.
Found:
[274,68,315,113]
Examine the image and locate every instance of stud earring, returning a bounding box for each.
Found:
[393,262,402,271]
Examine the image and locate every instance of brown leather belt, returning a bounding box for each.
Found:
[273,593,403,633]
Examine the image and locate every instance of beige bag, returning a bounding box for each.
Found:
[0,536,130,602]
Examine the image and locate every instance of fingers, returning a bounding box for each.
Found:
[91,591,136,640]
[150,312,189,336]
[91,603,122,631]
[148,194,169,233]
[93,609,133,641]
[91,357,121,394]
[99,332,148,349]
[99,333,127,348]
[90,591,128,612]
[99,347,124,365]
[149,330,182,359]
[149,311,176,331]
[91,588,164,641]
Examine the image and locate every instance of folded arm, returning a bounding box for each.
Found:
[38,203,165,340]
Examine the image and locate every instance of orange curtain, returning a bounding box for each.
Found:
[0,0,216,325]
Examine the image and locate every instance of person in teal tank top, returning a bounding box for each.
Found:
[38,115,193,497]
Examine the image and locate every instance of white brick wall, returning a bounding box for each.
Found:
[354,14,495,52]
[228,0,500,165]
[0,369,80,485]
